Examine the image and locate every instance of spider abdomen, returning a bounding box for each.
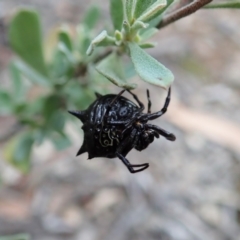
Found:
[69,94,139,159]
[69,88,176,173]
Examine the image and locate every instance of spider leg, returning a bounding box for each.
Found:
[117,127,137,152]
[126,89,145,111]
[116,128,149,173]
[147,124,176,141]
[151,130,159,139]
[145,87,171,121]
[103,89,126,124]
[109,89,125,106]
[147,89,151,113]
[105,89,144,126]
[116,153,149,173]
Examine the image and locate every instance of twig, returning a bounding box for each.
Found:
[170,0,194,12]
[157,0,213,29]
[93,48,113,64]
[74,49,113,78]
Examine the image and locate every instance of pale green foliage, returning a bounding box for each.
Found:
[2,2,177,172]
[134,0,157,19]
[2,7,102,172]
[2,0,236,173]
[86,30,115,55]
[137,0,166,22]
[96,53,137,89]
[5,132,34,173]
[9,10,48,77]
[110,0,124,30]
[128,43,174,89]
[126,0,135,24]
[88,0,176,89]
[0,233,30,240]
[204,1,240,9]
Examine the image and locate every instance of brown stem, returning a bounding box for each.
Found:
[93,48,113,64]
[73,49,113,78]
[170,0,194,12]
[157,0,213,29]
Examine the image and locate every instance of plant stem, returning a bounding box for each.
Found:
[204,1,240,9]
[93,48,113,64]
[157,0,213,29]
[170,0,194,12]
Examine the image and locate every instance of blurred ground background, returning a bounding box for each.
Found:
[0,1,240,240]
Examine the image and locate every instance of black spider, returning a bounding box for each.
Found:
[68,87,176,173]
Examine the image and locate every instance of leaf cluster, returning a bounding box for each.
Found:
[89,0,175,89]
[1,7,104,172]
[0,0,239,173]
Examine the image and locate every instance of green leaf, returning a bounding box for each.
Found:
[9,9,48,77]
[13,103,28,116]
[137,0,167,23]
[42,94,61,121]
[51,42,75,81]
[79,36,92,57]
[58,42,75,64]
[58,30,73,51]
[83,6,100,30]
[125,0,135,24]
[122,20,131,35]
[44,109,70,150]
[14,133,34,171]
[131,20,149,33]
[21,95,45,117]
[50,131,71,150]
[147,0,175,27]
[33,130,46,145]
[204,1,240,9]
[9,61,25,101]
[139,42,156,48]
[76,25,92,57]
[63,81,94,109]
[86,30,115,55]
[0,233,30,240]
[114,30,123,45]
[48,110,66,132]
[124,61,136,79]
[96,52,137,89]
[139,27,158,42]
[14,60,50,86]
[0,90,13,114]
[134,0,157,19]
[4,132,34,173]
[51,50,70,80]
[128,42,174,89]
[110,0,124,30]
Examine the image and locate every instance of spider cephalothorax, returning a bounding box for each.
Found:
[68,88,176,173]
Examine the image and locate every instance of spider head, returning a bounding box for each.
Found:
[133,113,175,152]
[134,122,159,151]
